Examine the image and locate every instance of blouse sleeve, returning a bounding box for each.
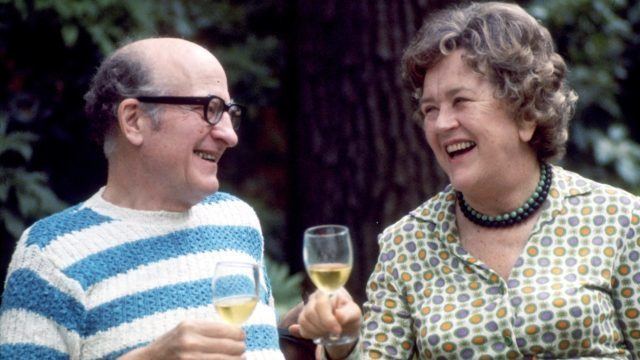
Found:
[359,232,416,358]
[611,208,640,356]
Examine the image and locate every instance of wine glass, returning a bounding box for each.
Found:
[211,261,260,325]
[303,224,354,345]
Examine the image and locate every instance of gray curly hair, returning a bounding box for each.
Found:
[402,1,578,161]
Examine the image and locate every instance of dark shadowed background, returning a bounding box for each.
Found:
[1,0,639,306]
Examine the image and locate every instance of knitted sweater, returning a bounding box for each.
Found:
[0,189,284,359]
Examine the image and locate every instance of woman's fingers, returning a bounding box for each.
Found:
[296,289,363,340]
[288,323,302,337]
[298,291,341,338]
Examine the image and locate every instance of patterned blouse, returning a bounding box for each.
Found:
[351,166,640,359]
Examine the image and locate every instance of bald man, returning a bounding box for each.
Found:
[0,38,285,359]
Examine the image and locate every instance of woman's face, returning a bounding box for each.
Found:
[419,50,536,194]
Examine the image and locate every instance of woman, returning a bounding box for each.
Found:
[292,2,640,359]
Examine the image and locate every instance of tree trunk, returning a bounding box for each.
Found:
[287,0,450,303]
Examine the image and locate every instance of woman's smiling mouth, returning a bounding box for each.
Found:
[446,141,476,158]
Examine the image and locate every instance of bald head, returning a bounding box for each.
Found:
[84,37,229,156]
[115,38,227,93]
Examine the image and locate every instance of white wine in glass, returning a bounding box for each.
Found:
[212,261,259,325]
[307,263,352,293]
[303,224,354,345]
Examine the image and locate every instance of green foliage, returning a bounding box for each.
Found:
[529,0,631,116]
[0,115,66,239]
[3,0,281,109]
[265,256,304,319]
[527,0,640,189]
[588,125,640,183]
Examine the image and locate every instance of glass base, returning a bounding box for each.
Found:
[313,333,357,346]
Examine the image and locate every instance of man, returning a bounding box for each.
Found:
[0,38,285,359]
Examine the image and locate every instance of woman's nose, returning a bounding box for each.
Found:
[434,107,459,131]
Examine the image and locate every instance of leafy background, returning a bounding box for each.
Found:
[0,0,638,313]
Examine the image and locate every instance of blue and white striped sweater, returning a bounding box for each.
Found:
[0,189,284,359]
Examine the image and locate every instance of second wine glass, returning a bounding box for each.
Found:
[303,224,354,345]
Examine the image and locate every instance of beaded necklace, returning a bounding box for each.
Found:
[457,163,552,228]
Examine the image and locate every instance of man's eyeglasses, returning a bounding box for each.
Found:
[136,95,244,130]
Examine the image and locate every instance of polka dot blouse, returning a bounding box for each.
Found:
[351,166,640,359]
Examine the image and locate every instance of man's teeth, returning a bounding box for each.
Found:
[194,151,216,161]
[446,141,475,154]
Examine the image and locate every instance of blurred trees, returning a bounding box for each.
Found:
[527,0,640,190]
[0,0,638,306]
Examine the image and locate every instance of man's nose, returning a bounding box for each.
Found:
[211,114,239,147]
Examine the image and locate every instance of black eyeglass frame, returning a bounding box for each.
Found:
[136,95,244,129]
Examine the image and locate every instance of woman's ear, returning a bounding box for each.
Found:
[518,118,537,143]
[117,98,145,146]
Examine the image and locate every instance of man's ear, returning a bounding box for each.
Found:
[117,98,145,146]
[518,118,537,143]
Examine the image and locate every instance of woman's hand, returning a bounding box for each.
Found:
[119,319,246,359]
[289,288,362,359]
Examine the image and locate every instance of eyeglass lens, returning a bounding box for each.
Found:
[207,97,225,124]
[207,97,241,129]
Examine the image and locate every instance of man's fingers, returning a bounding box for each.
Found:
[194,335,246,355]
[167,320,246,355]
[196,354,245,360]
[180,319,245,341]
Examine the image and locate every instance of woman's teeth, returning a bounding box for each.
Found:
[446,141,476,156]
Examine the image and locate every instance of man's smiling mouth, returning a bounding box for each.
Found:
[194,150,217,162]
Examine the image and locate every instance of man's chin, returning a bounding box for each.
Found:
[199,179,220,196]
[183,180,220,205]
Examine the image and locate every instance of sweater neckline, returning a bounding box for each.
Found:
[83,187,193,224]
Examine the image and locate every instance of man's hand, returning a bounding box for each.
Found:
[120,319,246,359]
[289,288,361,359]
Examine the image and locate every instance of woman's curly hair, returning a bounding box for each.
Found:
[402,2,578,161]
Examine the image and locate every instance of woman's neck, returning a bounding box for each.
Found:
[460,160,542,216]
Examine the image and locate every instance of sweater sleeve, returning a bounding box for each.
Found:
[0,231,85,359]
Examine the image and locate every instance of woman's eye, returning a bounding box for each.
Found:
[421,107,438,122]
[422,106,434,115]
[453,97,468,105]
